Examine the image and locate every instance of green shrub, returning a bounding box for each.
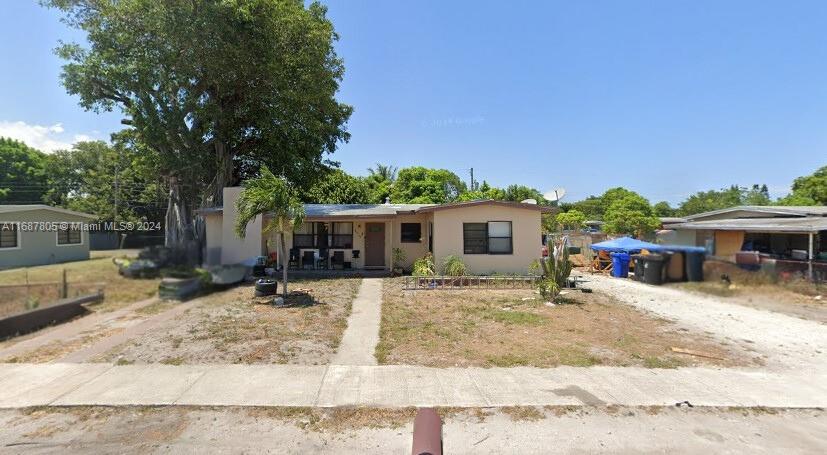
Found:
[442,255,467,276]
[412,253,436,277]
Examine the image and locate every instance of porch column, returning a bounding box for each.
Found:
[808,232,814,280]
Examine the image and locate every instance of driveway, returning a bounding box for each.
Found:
[584,274,827,373]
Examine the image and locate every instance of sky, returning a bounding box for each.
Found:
[1,1,825,205]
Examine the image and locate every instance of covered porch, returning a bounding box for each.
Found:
[268,212,433,272]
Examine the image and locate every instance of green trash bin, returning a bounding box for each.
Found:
[642,254,667,285]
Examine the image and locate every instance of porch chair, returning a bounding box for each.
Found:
[331,251,345,270]
[288,248,300,269]
[318,248,329,269]
[302,250,316,269]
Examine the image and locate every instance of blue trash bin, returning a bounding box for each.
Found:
[611,252,631,278]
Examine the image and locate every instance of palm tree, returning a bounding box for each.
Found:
[368,163,397,182]
[235,166,305,297]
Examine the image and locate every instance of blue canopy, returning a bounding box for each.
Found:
[590,237,660,253]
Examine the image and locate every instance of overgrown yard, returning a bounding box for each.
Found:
[97,278,362,365]
[377,278,753,368]
[0,257,159,316]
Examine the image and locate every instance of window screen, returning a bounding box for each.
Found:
[0,224,18,248]
[293,222,315,248]
[330,222,353,248]
[400,223,421,243]
[57,226,82,245]
[463,223,487,254]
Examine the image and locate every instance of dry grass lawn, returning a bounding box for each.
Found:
[377,278,751,368]
[97,278,362,365]
[0,257,159,315]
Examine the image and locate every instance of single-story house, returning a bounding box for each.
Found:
[200,187,552,274]
[0,205,97,269]
[661,205,827,277]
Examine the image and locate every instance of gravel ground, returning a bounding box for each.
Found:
[585,274,827,373]
[1,406,824,454]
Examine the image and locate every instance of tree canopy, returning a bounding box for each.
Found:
[777,166,827,206]
[677,184,770,216]
[302,168,372,204]
[555,209,587,231]
[653,201,676,217]
[0,137,48,204]
[603,192,660,236]
[45,140,166,223]
[390,167,467,203]
[46,0,352,245]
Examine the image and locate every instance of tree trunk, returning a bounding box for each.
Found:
[165,175,189,247]
[280,232,289,297]
[164,175,200,265]
[204,140,234,207]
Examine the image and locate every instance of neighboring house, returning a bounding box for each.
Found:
[0,205,97,269]
[200,187,551,274]
[662,205,827,277]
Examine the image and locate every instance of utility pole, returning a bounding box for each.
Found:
[469,168,475,191]
[114,148,120,224]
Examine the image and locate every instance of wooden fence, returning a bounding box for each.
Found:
[402,275,538,291]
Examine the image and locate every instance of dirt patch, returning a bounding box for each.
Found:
[97,278,362,365]
[671,281,827,323]
[3,327,124,363]
[377,278,753,368]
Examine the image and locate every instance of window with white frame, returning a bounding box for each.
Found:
[487,221,512,254]
[463,221,513,255]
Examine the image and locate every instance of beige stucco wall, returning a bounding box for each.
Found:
[0,209,91,269]
[432,205,542,275]
[220,187,264,264]
[203,213,223,266]
[389,213,432,269]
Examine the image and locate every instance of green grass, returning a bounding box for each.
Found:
[0,257,159,312]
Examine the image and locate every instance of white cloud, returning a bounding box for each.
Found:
[0,120,100,153]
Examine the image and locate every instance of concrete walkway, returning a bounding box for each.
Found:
[332,278,383,365]
[1,363,825,408]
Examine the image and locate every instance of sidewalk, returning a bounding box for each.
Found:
[3,362,826,409]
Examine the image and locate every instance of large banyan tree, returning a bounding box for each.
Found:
[46,0,352,248]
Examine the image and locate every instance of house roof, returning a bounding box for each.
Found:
[304,203,435,219]
[198,199,552,218]
[684,205,827,221]
[0,204,97,219]
[659,217,687,224]
[415,200,554,213]
[668,216,827,234]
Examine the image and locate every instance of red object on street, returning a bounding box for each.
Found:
[411,408,442,455]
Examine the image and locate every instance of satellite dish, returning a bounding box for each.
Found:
[543,188,566,202]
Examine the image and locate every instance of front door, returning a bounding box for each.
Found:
[364,222,385,267]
